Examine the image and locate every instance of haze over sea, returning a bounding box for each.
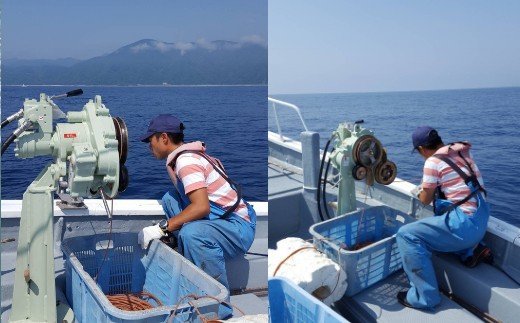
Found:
[270,87,520,226]
[2,85,267,202]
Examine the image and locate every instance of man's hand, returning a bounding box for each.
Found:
[138,224,166,249]
[411,185,436,205]
[411,185,423,199]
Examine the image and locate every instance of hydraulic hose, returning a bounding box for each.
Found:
[1,133,17,155]
[1,108,24,129]
[1,121,33,156]
[322,149,334,219]
[317,133,337,222]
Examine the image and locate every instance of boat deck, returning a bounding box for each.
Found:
[268,149,520,323]
[1,199,268,322]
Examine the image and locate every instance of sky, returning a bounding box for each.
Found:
[269,0,520,94]
[2,0,267,60]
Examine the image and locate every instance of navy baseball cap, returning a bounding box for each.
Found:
[140,114,184,142]
[412,126,441,152]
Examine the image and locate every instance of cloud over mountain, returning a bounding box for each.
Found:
[3,38,267,85]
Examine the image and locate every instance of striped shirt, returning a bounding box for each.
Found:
[174,151,250,222]
[422,145,484,215]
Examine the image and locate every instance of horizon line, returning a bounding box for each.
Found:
[269,85,520,96]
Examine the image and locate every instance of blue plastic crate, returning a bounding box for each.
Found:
[61,232,228,323]
[310,206,414,296]
[268,277,347,323]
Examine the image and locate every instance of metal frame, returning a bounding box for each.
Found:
[268,97,309,141]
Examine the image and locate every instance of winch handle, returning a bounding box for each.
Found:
[50,88,84,100]
[66,88,83,97]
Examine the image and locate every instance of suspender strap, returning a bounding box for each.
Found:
[434,154,473,183]
[170,150,243,219]
[434,153,486,195]
[432,153,486,214]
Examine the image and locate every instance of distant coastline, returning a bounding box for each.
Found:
[3,84,267,87]
[3,39,268,86]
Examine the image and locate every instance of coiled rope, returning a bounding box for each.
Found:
[107,291,163,310]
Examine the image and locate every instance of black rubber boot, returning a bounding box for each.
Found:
[397,290,414,308]
[462,243,493,268]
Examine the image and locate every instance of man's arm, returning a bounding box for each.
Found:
[419,186,436,205]
[420,156,439,206]
[165,187,211,232]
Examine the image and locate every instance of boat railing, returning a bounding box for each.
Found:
[268,97,308,141]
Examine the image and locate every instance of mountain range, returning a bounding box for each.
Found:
[3,39,267,85]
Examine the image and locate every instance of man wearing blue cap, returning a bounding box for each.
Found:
[396,126,490,309]
[137,114,256,319]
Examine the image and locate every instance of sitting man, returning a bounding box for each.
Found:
[396,126,490,310]
[138,114,256,319]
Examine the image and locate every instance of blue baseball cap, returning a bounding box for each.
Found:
[140,114,184,142]
[412,126,441,152]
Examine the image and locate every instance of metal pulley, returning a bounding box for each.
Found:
[113,117,128,164]
[113,117,129,193]
[381,148,387,163]
[374,160,397,185]
[352,164,367,180]
[328,122,399,215]
[353,135,384,167]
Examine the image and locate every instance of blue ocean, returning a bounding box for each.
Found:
[2,86,267,202]
[270,87,520,226]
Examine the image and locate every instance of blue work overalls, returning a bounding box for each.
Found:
[161,177,256,319]
[396,181,489,309]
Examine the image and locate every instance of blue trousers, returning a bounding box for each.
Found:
[396,194,489,309]
[161,191,256,318]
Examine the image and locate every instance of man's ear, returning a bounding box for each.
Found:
[161,132,169,144]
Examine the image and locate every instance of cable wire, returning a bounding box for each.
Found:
[94,189,113,282]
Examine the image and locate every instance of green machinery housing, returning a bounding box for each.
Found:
[3,91,128,323]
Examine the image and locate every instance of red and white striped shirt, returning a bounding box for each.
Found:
[166,142,250,222]
[421,143,484,215]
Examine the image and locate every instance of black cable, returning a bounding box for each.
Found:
[322,149,334,219]
[1,133,17,155]
[317,139,332,222]
[317,134,336,222]
[246,251,268,257]
[1,119,10,129]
